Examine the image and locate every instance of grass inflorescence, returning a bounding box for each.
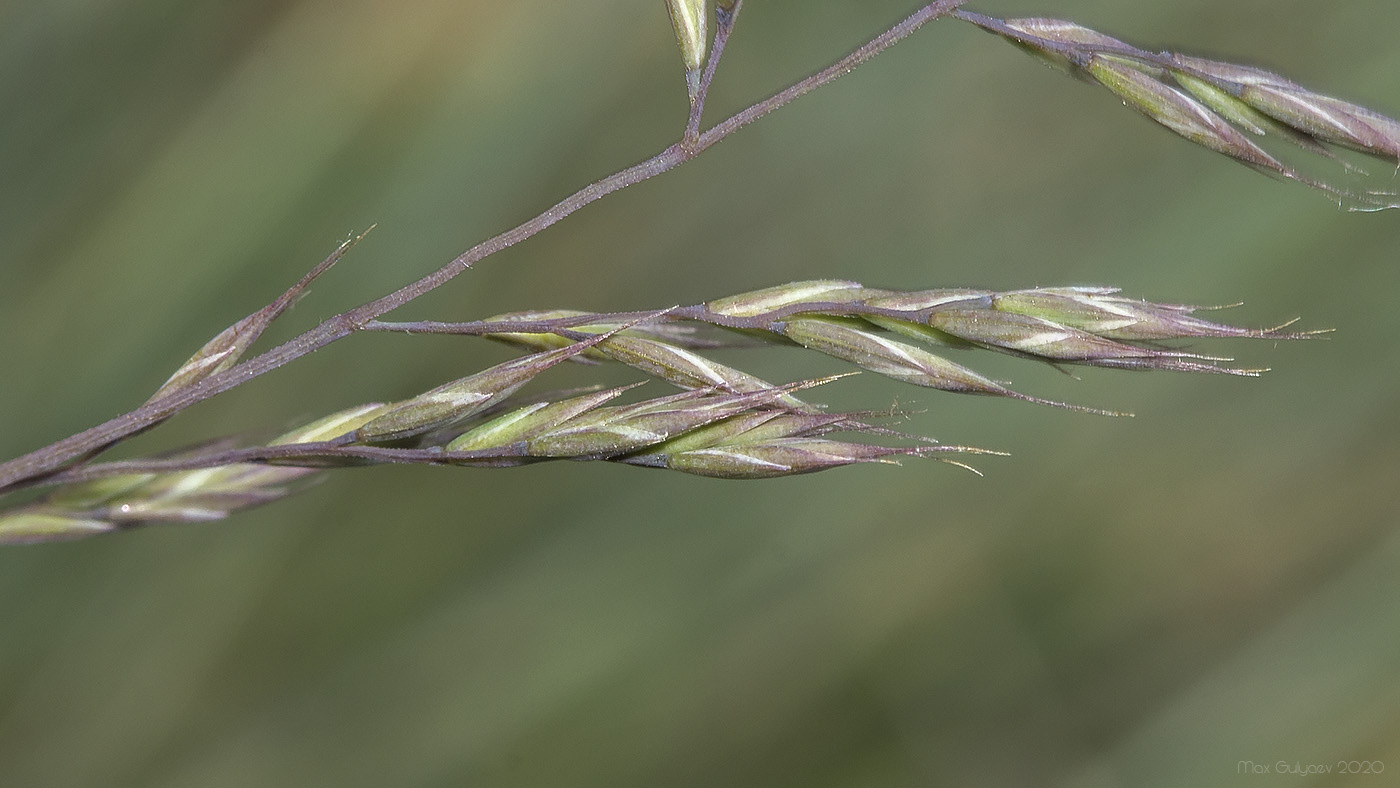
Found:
[957,11,1400,209]
[0,1,1389,545]
[0,281,1312,544]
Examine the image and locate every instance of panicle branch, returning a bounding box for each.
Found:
[956,10,1400,209]
[0,278,1308,545]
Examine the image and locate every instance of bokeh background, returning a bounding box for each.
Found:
[2,1,1398,786]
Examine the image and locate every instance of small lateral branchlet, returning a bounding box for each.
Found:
[149,227,374,404]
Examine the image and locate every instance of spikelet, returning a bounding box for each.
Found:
[961,12,1400,208]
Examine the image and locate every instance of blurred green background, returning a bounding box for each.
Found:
[2,1,1399,786]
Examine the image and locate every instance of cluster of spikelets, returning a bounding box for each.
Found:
[0,280,1310,544]
[4,4,1393,546]
[957,11,1400,208]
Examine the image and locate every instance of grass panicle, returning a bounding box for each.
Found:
[484,280,1311,409]
[957,10,1400,209]
[1,1,1384,546]
[0,403,398,544]
[1,279,1308,544]
[0,457,316,544]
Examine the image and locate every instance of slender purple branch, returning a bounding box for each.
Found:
[27,444,542,487]
[361,300,958,335]
[0,0,967,494]
[700,0,968,144]
[24,431,977,488]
